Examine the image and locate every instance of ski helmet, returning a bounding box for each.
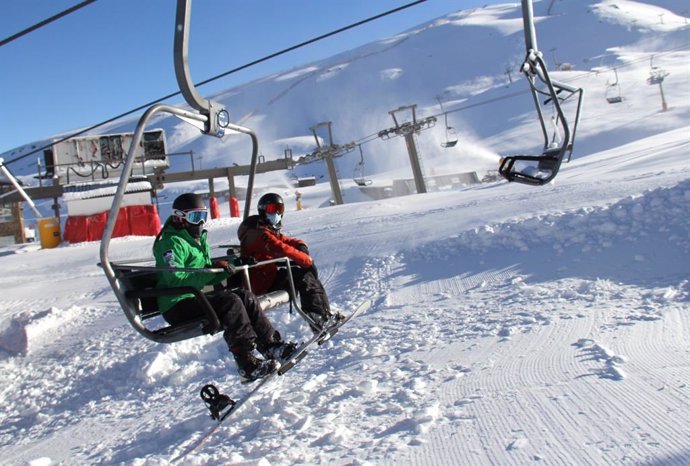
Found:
[172,193,207,238]
[258,193,284,229]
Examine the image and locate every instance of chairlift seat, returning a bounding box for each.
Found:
[605,83,623,104]
[115,267,222,340]
[441,140,458,148]
[499,146,563,186]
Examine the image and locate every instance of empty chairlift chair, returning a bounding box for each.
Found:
[497,0,584,186]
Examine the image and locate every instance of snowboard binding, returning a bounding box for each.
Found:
[200,384,236,421]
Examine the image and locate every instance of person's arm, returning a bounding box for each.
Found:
[282,235,309,253]
[261,228,313,268]
[156,237,226,289]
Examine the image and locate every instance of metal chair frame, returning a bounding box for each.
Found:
[498,0,584,186]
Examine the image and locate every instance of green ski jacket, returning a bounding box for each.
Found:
[152,219,228,313]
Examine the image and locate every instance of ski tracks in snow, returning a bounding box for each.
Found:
[380,264,690,465]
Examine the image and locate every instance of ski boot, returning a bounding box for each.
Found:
[231,343,279,383]
[261,340,299,362]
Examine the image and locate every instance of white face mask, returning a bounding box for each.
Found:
[265,212,282,226]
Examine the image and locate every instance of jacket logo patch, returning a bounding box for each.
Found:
[163,250,176,266]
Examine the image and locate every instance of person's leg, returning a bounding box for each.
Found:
[162,298,204,325]
[233,288,298,360]
[298,268,331,317]
[206,290,277,381]
[271,266,338,332]
[207,291,259,349]
[231,288,275,345]
[270,266,330,316]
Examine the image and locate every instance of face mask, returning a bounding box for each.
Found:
[186,222,204,239]
[265,212,282,227]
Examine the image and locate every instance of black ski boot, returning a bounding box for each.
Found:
[262,340,299,362]
[258,331,299,362]
[230,342,278,383]
[307,310,345,334]
[306,311,328,334]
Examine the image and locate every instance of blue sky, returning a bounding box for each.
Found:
[0,0,490,157]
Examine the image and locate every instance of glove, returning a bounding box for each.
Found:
[237,256,257,266]
[295,242,309,255]
[212,260,231,273]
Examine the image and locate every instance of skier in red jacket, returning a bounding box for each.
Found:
[238,193,342,332]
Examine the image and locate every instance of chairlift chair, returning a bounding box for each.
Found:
[498,0,584,186]
[606,84,623,104]
[436,96,459,148]
[99,0,314,344]
[441,113,459,148]
[647,55,669,85]
[353,144,372,186]
[647,67,668,85]
[605,68,624,104]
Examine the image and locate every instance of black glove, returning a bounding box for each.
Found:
[236,256,257,266]
[295,242,309,255]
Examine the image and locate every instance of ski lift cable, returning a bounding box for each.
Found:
[0,0,98,48]
[3,0,427,166]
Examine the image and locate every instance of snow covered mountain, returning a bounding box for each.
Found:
[0,1,689,464]
[5,0,689,194]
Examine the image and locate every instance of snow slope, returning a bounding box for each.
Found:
[1,1,689,465]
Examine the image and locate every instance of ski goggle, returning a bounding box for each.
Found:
[173,208,208,225]
[264,202,284,215]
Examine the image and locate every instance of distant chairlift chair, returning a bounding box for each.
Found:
[353,144,373,187]
[436,96,458,148]
[441,113,459,148]
[606,68,624,104]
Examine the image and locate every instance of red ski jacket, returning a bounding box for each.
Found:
[238,215,313,294]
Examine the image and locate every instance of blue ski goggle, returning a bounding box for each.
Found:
[173,208,208,225]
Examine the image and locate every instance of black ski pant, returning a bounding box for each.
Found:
[163,288,275,351]
[270,265,331,318]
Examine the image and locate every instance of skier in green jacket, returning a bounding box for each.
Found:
[153,193,296,382]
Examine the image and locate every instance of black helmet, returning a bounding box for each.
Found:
[173,193,206,212]
[171,193,207,238]
[258,193,284,229]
